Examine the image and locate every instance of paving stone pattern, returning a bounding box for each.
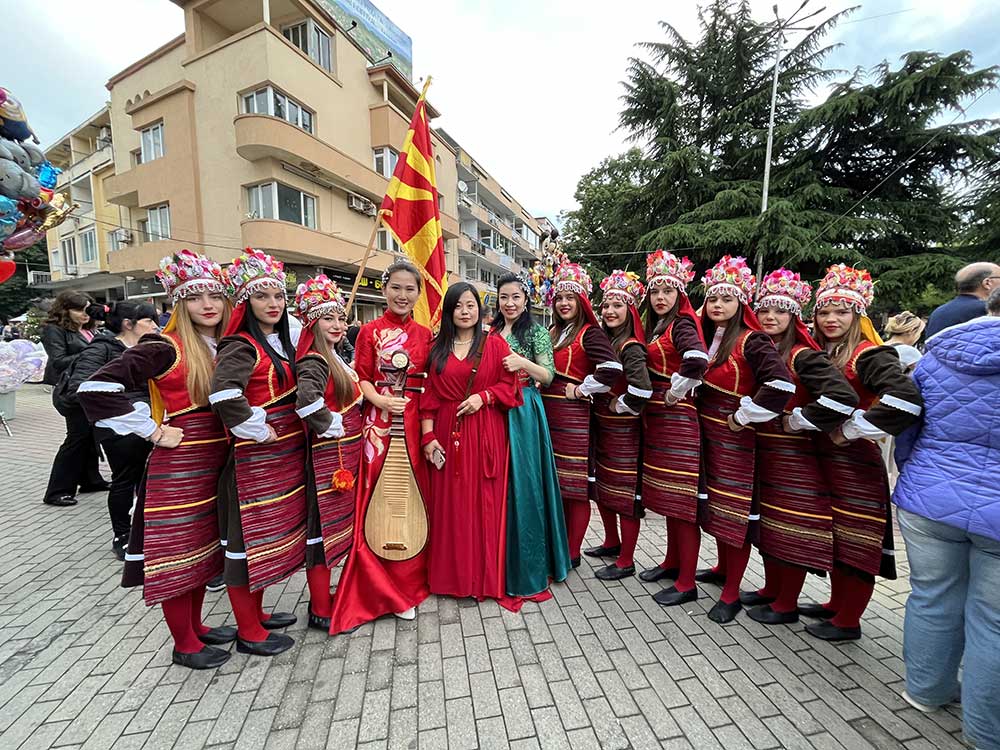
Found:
[0,387,967,749]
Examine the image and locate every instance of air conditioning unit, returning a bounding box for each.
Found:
[116,229,133,245]
[347,194,376,215]
[98,126,112,145]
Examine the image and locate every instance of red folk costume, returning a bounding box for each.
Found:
[209,249,305,654]
[420,332,533,609]
[639,251,709,605]
[697,256,795,623]
[804,265,923,641]
[538,263,620,562]
[590,270,652,579]
[328,307,433,633]
[78,249,234,669]
[746,270,859,624]
[292,276,363,629]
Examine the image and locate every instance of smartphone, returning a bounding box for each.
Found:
[431,448,446,471]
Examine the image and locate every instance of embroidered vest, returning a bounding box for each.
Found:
[647,322,681,379]
[239,332,296,408]
[308,351,362,413]
[844,340,878,411]
[152,332,200,418]
[784,344,815,411]
[553,324,594,383]
[608,338,643,397]
[704,330,757,398]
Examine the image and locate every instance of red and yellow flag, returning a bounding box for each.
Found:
[379,77,447,330]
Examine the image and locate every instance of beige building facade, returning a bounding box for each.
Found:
[37,0,542,320]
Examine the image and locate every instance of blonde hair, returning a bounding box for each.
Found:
[309,327,356,407]
[884,311,925,338]
[169,299,231,406]
[813,307,863,369]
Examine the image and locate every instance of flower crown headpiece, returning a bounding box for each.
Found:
[600,269,645,305]
[646,250,695,293]
[528,247,570,307]
[294,274,346,323]
[227,248,286,305]
[815,263,875,314]
[156,249,229,302]
[551,262,592,301]
[755,268,812,316]
[702,255,756,305]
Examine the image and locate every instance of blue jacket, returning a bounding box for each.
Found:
[925,294,986,338]
[893,316,1000,542]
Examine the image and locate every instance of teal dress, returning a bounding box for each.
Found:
[503,324,572,595]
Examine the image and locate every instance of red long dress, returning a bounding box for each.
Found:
[328,311,433,633]
[420,334,535,611]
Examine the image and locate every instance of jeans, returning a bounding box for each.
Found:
[898,507,1000,750]
[100,432,152,538]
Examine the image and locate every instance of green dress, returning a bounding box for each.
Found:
[503,324,572,595]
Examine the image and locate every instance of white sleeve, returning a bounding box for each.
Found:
[785,407,819,432]
[230,406,272,442]
[613,395,640,416]
[318,411,345,438]
[578,364,619,396]
[733,395,780,426]
[668,373,701,399]
[95,402,158,439]
[841,409,890,441]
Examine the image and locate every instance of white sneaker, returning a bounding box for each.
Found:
[394,607,416,621]
[902,690,938,713]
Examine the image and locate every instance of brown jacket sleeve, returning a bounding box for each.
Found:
[78,335,176,423]
[618,341,652,414]
[792,348,859,432]
[296,354,334,435]
[209,336,258,428]
[744,332,795,415]
[672,316,709,380]
[581,325,621,389]
[856,346,923,436]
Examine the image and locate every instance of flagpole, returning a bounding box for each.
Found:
[345,211,383,318]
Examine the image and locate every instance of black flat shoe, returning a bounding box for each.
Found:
[583,544,622,559]
[595,564,635,581]
[694,568,726,585]
[172,645,230,669]
[739,590,776,606]
[205,575,226,593]
[79,481,112,493]
[43,495,77,507]
[798,603,836,619]
[261,612,297,630]
[570,557,581,569]
[236,632,294,656]
[308,608,331,632]
[707,599,742,624]
[805,620,861,642]
[747,604,798,625]
[652,585,698,607]
[200,625,238,645]
[639,566,679,583]
[112,535,128,561]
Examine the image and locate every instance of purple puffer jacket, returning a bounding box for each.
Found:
[893,316,1000,542]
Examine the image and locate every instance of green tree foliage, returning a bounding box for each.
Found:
[0,241,49,321]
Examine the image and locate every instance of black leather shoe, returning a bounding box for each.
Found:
[653,585,698,607]
[739,590,776,606]
[112,535,128,561]
[584,544,621,559]
[798,603,836,619]
[639,566,679,583]
[79,481,112,493]
[236,632,294,656]
[595,564,635,581]
[172,645,230,669]
[43,495,77,507]
[805,620,861,642]
[694,568,726,585]
[748,604,798,625]
[570,557,581,569]
[308,608,331,632]
[205,575,226,593]
[200,625,238,645]
[262,612,297,630]
[707,599,742,624]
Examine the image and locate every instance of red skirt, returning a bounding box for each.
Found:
[540,377,592,505]
[817,434,896,579]
[306,405,363,569]
[755,419,834,571]
[698,386,756,548]
[642,380,700,521]
[593,395,642,518]
[122,409,228,606]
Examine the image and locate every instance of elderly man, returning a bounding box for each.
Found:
[925,262,1000,338]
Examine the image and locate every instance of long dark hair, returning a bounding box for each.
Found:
[490,273,534,352]
[551,293,586,352]
[46,291,94,331]
[430,282,483,374]
[703,306,748,365]
[105,301,157,335]
[642,293,679,340]
[245,305,296,387]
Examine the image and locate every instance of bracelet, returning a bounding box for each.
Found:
[420,431,438,448]
[479,390,493,407]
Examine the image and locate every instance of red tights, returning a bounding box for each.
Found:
[719,542,751,604]
[564,499,592,559]
[307,565,333,617]
[596,507,640,568]
[227,585,270,642]
[161,588,208,654]
[771,563,808,613]
[656,518,701,592]
[758,557,785,599]
[826,567,875,629]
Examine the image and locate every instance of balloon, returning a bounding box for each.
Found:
[0,258,14,284]
[1,226,43,250]
[0,340,47,393]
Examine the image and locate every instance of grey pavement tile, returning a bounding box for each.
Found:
[668,705,724,750]
[144,699,197,750]
[416,641,442,683]
[56,693,127,747]
[417,680,445,731]
[517,663,554,710]
[498,686,535,740]
[386,705,417,750]
[548,680,590,732]
[0,698,59,750]
[331,671,366,721]
[234,708,278,750]
[324,718,359,749]
[389,663,417,711]
[632,688,683,740]
[441,655,471,700]
[563,726,602,750]
[365,650,394,692]
[444,696,477,750]
[489,647,522,689]
[309,658,342,703]
[252,665,294,711]
[358,689,391,743]
[475,716,509,750]
[297,701,336,749]
[463,634,491,674]
[530,706,570,750]
[273,680,312,730]
[206,691,256,746]
[582,697,629,750]
[174,719,215,750]
[264,728,299,750]
[469,671,502,719]
[716,695,780,749]
[416,728,447,750]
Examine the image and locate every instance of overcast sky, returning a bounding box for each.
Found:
[5,0,997,225]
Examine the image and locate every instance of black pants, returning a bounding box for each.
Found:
[43,408,106,502]
[101,433,152,538]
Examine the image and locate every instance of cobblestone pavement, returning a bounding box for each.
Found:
[0,387,967,750]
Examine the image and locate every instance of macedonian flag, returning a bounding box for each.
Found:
[379,77,447,330]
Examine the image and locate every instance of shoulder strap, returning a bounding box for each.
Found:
[462,334,487,402]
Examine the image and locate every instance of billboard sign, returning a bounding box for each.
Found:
[315,0,413,81]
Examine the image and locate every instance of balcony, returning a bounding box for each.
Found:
[107,238,191,274]
[27,270,52,286]
[240,218,395,273]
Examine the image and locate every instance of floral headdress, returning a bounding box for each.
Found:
[702,255,756,305]
[294,274,346,323]
[156,249,229,302]
[551,262,592,300]
[755,268,812,317]
[227,247,286,305]
[646,250,695,293]
[815,264,875,314]
[600,269,646,305]
[528,247,570,307]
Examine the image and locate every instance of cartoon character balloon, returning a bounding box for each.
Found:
[0,88,38,144]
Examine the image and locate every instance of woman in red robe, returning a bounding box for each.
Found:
[419,281,527,608]
[328,261,433,633]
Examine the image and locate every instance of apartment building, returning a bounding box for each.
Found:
[33,0,542,320]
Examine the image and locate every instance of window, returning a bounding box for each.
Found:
[373,147,399,179]
[282,19,332,72]
[246,182,316,229]
[51,248,60,271]
[145,204,171,241]
[108,230,121,252]
[377,229,401,254]
[81,229,97,263]
[140,123,164,163]
[131,149,143,167]
[62,237,77,272]
[242,86,314,134]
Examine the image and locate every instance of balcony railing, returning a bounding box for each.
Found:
[27,270,52,286]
